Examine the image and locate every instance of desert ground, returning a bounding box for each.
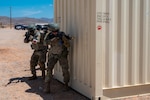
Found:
[0,28,89,100]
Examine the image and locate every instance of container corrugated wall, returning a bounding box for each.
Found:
[54,0,150,99]
[102,0,150,88]
[102,0,150,98]
[54,0,96,98]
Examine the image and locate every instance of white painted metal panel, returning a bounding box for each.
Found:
[103,0,150,99]
[54,0,150,99]
[54,0,96,98]
[103,0,150,88]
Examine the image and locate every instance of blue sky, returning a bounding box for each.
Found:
[0,0,54,18]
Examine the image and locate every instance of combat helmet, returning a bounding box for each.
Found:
[27,24,36,35]
[27,24,36,30]
[48,23,60,32]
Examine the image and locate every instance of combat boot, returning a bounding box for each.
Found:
[28,74,37,80]
[42,70,45,79]
[63,83,69,91]
[43,82,50,93]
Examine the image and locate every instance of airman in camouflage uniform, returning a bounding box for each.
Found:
[43,23,72,93]
[24,25,48,80]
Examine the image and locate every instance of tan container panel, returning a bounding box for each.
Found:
[54,0,150,99]
[54,0,96,98]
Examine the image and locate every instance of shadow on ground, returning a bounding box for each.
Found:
[6,76,90,100]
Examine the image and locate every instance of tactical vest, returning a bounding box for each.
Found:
[31,32,47,51]
[49,36,64,54]
[47,32,70,54]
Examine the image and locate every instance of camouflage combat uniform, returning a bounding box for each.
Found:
[24,28,47,80]
[44,31,71,93]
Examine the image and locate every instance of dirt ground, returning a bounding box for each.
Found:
[0,28,90,100]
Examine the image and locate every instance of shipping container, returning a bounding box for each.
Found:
[54,0,150,99]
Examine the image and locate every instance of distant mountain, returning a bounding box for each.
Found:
[40,18,53,23]
[0,16,10,25]
[0,16,53,25]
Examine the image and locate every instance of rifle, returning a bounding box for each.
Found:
[24,29,35,43]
